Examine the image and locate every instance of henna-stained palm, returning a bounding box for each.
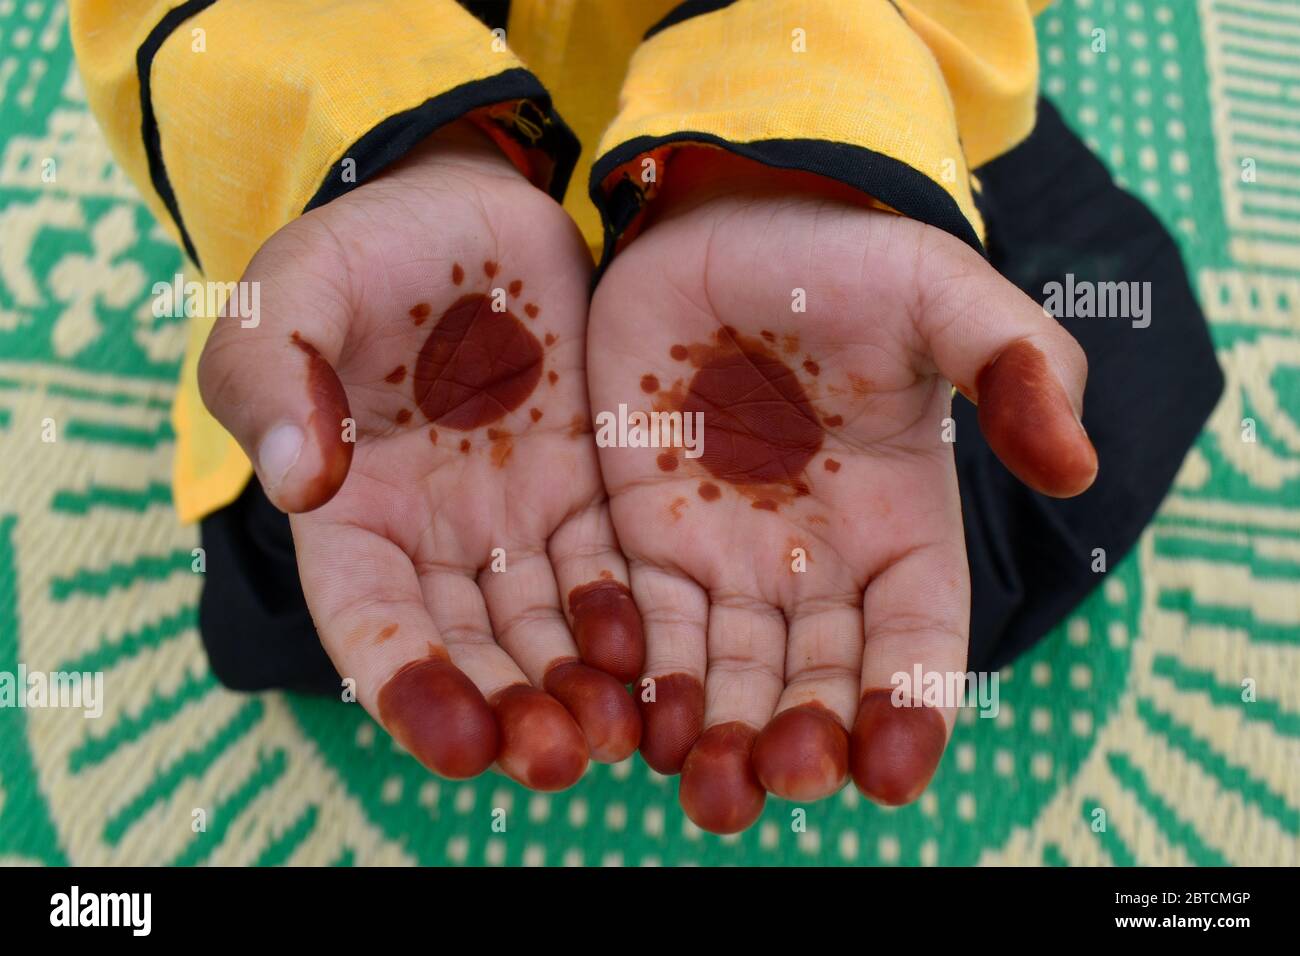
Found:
[588,153,1096,832]
[198,124,644,790]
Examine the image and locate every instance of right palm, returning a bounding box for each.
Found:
[199,125,643,790]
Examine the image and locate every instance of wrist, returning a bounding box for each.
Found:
[386,117,529,187]
[647,146,880,225]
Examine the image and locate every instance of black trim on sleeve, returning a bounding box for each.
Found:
[644,0,738,40]
[458,0,511,33]
[588,132,984,276]
[646,0,904,40]
[305,67,580,214]
[136,0,218,270]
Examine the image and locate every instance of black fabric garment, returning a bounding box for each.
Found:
[197,97,1223,692]
[960,98,1222,669]
[198,476,339,694]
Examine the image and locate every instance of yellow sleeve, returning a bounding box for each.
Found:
[69,0,578,523]
[590,0,1045,267]
[69,0,578,284]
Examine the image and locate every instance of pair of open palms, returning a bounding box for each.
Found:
[199,122,1096,834]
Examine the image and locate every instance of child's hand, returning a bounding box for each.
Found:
[588,149,1097,832]
[198,122,643,790]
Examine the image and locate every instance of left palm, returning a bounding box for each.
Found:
[588,179,1096,833]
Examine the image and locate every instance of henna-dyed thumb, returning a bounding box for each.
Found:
[198,326,354,514]
[974,338,1097,498]
[914,238,1098,499]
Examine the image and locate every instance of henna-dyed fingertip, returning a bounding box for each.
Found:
[753,703,849,801]
[849,689,947,805]
[976,340,1097,499]
[637,672,704,774]
[568,579,646,683]
[377,655,499,779]
[285,333,354,512]
[492,684,588,791]
[544,660,641,763]
[679,722,765,834]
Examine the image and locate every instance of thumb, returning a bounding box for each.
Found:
[915,238,1098,498]
[197,230,355,513]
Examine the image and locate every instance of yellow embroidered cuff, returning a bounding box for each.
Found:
[590,0,1040,270]
[73,0,579,285]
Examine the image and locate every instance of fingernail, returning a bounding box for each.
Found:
[258,423,304,490]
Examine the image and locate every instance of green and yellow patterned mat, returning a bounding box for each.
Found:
[1,0,1297,866]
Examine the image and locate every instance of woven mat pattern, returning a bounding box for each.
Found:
[0,0,1297,866]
